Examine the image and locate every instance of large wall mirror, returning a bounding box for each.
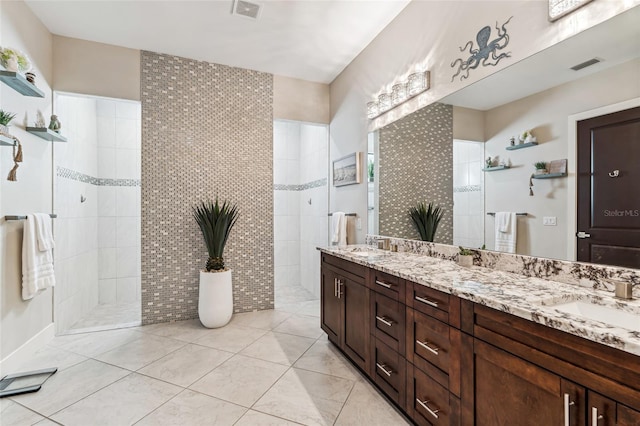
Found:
[370,7,640,268]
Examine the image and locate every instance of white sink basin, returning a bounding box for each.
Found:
[548,299,640,332]
[352,252,372,257]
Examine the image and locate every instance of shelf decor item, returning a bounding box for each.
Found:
[0,109,16,135]
[193,198,239,328]
[458,246,474,267]
[534,161,548,175]
[48,115,61,133]
[0,47,31,73]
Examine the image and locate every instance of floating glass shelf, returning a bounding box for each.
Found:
[482,165,510,172]
[532,172,567,179]
[26,127,67,142]
[0,134,15,147]
[506,142,538,151]
[0,71,45,97]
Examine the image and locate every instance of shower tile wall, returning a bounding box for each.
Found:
[96,99,141,306]
[274,120,328,298]
[54,95,100,333]
[453,140,485,248]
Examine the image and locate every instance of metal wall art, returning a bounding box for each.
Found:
[451,17,513,82]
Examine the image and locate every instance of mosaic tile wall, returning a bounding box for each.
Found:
[140,51,274,324]
[378,103,453,243]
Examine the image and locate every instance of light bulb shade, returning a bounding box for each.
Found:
[391,83,407,106]
[378,93,391,113]
[407,71,430,96]
[366,102,379,119]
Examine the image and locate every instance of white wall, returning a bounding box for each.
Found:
[483,58,640,259]
[329,0,637,243]
[53,94,99,333]
[453,140,484,249]
[0,0,54,362]
[95,98,141,306]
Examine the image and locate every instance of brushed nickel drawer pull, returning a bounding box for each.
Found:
[375,316,394,327]
[415,295,438,308]
[416,399,440,419]
[416,340,439,355]
[337,280,343,299]
[375,280,393,289]
[564,393,575,426]
[591,407,604,426]
[334,278,338,297]
[376,363,393,377]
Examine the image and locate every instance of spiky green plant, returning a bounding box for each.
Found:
[409,201,444,242]
[193,198,239,272]
[0,109,16,126]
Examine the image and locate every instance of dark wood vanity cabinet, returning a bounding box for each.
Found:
[320,254,640,425]
[465,303,640,426]
[320,254,370,372]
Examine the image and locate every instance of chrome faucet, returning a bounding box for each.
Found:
[614,281,633,300]
[376,237,391,250]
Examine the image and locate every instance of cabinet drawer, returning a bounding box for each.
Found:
[409,364,456,426]
[407,282,450,323]
[322,253,365,279]
[408,310,451,375]
[371,270,404,301]
[371,338,406,407]
[371,292,406,355]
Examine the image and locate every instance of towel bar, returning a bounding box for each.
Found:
[4,214,57,221]
[487,212,527,216]
[328,213,357,217]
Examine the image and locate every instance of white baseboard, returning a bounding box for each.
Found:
[0,323,55,376]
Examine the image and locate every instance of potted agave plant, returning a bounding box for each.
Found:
[409,201,444,242]
[193,198,239,328]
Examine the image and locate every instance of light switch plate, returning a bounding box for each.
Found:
[543,216,557,226]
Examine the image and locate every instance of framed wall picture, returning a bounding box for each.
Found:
[333,152,362,187]
[548,158,568,175]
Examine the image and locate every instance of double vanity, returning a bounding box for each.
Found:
[319,244,640,425]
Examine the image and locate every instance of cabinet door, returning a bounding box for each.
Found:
[473,339,575,426]
[341,276,369,371]
[588,392,616,426]
[618,403,640,426]
[320,265,340,343]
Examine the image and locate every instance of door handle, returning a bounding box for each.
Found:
[337,280,343,299]
[334,278,337,297]
[564,393,575,426]
[576,231,591,239]
[591,407,604,426]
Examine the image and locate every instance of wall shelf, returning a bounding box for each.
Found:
[506,142,538,151]
[26,127,67,142]
[532,172,567,179]
[0,71,45,98]
[482,165,510,172]
[0,134,15,147]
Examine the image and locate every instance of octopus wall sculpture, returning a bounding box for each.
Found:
[451,16,513,82]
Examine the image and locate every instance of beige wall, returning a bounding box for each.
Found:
[453,106,485,142]
[53,35,140,101]
[329,0,637,243]
[0,0,54,362]
[274,75,330,124]
[483,59,640,260]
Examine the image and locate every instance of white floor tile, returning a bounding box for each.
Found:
[235,409,303,425]
[50,373,181,426]
[273,314,323,339]
[0,399,46,425]
[240,332,315,366]
[335,380,411,425]
[194,324,267,353]
[230,310,292,330]
[189,355,287,408]
[94,333,185,371]
[49,328,142,358]
[138,319,212,343]
[293,339,360,381]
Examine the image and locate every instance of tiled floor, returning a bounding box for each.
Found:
[67,302,141,332]
[2,304,410,425]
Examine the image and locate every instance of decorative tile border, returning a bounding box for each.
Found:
[57,166,141,187]
[453,184,482,193]
[274,178,327,191]
[365,234,639,296]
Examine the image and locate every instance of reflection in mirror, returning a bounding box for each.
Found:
[370,7,640,267]
[453,140,484,249]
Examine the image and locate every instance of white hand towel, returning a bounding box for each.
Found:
[495,212,517,254]
[22,214,56,300]
[331,212,348,246]
[33,212,55,252]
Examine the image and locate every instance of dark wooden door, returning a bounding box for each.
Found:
[577,106,640,268]
[473,340,582,426]
[341,275,369,371]
[320,265,340,342]
[588,392,616,426]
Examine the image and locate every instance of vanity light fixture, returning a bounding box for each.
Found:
[366,102,379,119]
[548,0,593,21]
[367,70,430,120]
[391,83,407,106]
[378,93,392,113]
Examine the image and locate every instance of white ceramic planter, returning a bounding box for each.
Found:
[458,255,474,267]
[198,269,233,328]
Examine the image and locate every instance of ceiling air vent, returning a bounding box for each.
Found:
[570,58,602,71]
[232,0,261,20]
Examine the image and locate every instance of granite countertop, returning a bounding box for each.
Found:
[319,245,640,357]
